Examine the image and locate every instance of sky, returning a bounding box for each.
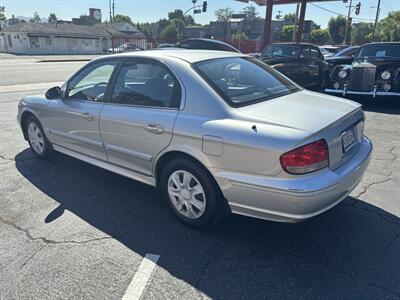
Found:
[1,0,399,28]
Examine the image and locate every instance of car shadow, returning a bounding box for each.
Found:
[15,149,400,298]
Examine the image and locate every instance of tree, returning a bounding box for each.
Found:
[215,7,233,22]
[0,6,5,22]
[30,11,41,23]
[283,13,296,24]
[0,6,6,30]
[351,22,374,44]
[310,28,330,44]
[231,32,248,40]
[328,16,347,44]
[160,23,177,43]
[378,11,400,42]
[281,24,295,41]
[113,14,134,25]
[215,8,233,40]
[242,5,258,18]
[48,13,57,24]
[168,9,184,21]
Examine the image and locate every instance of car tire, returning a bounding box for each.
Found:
[160,158,225,228]
[25,115,54,159]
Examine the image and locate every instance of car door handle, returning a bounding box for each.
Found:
[81,112,95,121]
[144,124,164,134]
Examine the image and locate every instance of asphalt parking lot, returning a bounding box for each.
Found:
[1,59,400,299]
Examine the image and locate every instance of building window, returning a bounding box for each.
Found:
[29,36,40,48]
[45,37,52,46]
[7,35,12,47]
[95,39,100,48]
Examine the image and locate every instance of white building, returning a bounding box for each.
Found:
[0,22,147,55]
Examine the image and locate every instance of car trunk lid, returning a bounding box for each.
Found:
[236,90,364,170]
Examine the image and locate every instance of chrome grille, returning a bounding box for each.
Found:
[350,62,376,92]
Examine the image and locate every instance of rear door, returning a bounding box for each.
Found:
[42,60,118,160]
[100,58,182,176]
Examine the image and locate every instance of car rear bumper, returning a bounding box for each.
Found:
[214,136,372,223]
[325,88,400,98]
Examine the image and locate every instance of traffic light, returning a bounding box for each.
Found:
[355,2,361,15]
[202,1,207,12]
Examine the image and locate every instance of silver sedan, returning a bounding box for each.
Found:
[17,50,372,227]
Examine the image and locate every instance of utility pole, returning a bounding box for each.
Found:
[373,0,381,40]
[343,0,352,45]
[109,0,112,22]
[292,2,300,42]
[112,0,115,21]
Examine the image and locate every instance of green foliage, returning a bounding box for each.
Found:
[113,14,134,25]
[168,9,184,21]
[215,7,233,22]
[30,11,41,23]
[281,24,295,42]
[328,16,347,44]
[48,13,57,24]
[351,22,374,44]
[0,6,6,22]
[283,13,296,24]
[242,5,258,18]
[231,32,248,40]
[310,28,330,44]
[160,23,177,43]
[378,11,400,42]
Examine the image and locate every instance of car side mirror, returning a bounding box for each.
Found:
[45,86,62,99]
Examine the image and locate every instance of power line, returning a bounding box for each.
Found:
[310,3,375,22]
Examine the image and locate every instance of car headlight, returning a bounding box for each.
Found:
[338,69,348,79]
[381,70,391,80]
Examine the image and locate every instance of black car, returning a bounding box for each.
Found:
[325,46,360,67]
[260,43,329,90]
[326,42,400,98]
[175,38,240,53]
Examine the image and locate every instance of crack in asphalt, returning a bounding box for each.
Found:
[352,177,393,199]
[0,214,134,247]
[0,153,37,163]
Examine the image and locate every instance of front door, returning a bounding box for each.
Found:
[100,59,181,176]
[42,60,118,160]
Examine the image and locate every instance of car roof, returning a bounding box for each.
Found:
[362,42,400,46]
[97,49,245,64]
[269,42,316,47]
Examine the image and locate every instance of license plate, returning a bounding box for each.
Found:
[341,127,357,152]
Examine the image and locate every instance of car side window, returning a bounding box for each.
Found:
[300,47,311,60]
[66,61,117,101]
[111,60,181,108]
[310,47,320,61]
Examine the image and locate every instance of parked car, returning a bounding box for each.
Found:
[325,46,360,67]
[319,47,335,58]
[18,50,372,227]
[175,38,240,52]
[107,43,143,54]
[260,43,330,89]
[326,42,400,98]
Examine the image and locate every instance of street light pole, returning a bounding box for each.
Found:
[373,0,381,40]
[343,0,352,45]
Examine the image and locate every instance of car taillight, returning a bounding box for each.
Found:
[280,139,329,175]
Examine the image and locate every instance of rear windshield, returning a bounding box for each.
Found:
[262,45,300,58]
[194,57,300,107]
[357,44,400,59]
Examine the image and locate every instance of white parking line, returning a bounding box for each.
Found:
[122,253,160,300]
